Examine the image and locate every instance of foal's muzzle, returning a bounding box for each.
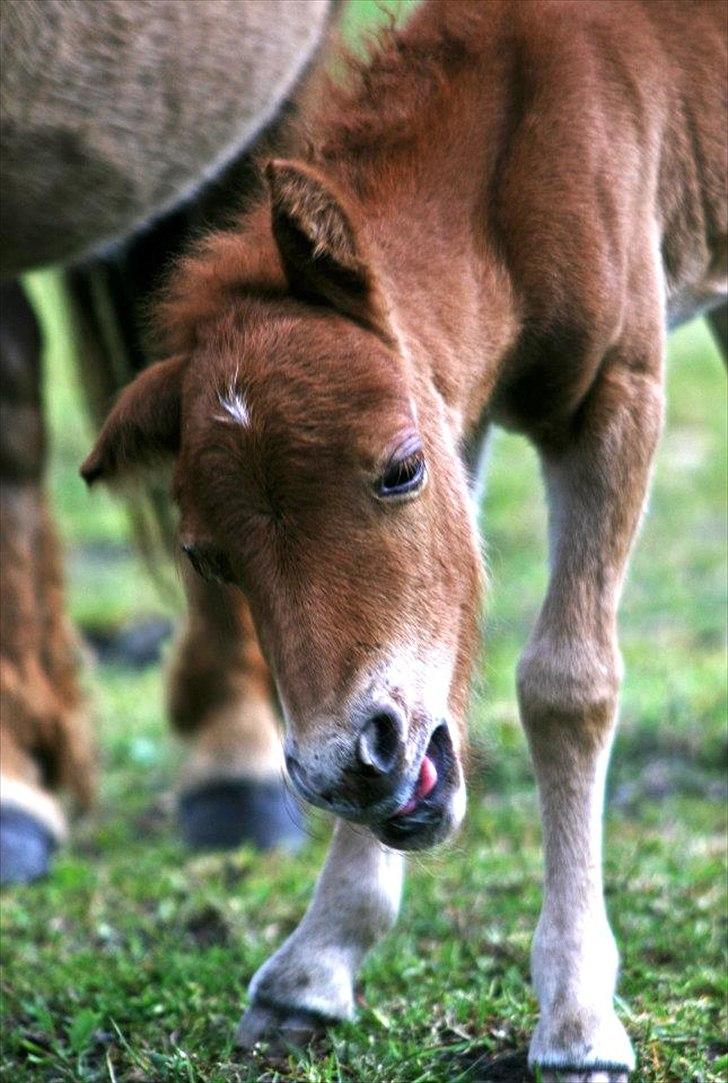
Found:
[286,718,464,851]
[285,703,407,815]
[373,721,464,851]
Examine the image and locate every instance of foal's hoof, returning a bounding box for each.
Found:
[537,1069,630,1082]
[529,1007,634,1081]
[0,804,57,885]
[178,777,305,852]
[234,999,329,1055]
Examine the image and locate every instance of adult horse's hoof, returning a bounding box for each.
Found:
[177,777,306,852]
[234,999,330,1055]
[0,804,57,885]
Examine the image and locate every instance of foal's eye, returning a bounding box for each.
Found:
[375,451,427,499]
[181,543,234,585]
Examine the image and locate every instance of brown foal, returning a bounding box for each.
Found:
[83,1,727,1078]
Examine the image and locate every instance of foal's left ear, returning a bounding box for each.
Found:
[80,355,186,486]
[266,159,393,342]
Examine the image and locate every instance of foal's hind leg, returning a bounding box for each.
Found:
[518,341,664,1080]
[169,568,304,851]
[0,281,94,883]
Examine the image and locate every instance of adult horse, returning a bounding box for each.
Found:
[0,0,343,883]
[83,0,727,1079]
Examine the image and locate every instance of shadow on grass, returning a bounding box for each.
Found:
[441,1044,532,1082]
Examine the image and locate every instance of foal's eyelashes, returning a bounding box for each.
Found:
[375,440,427,501]
[180,542,234,585]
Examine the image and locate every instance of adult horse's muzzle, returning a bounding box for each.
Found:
[286,721,465,852]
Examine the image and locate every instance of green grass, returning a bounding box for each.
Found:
[2,2,727,1079]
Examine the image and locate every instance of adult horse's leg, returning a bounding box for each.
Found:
[0,281,94,883]
[517,328,664,1081]
[236,819,403,1051]
[170,568,304,851]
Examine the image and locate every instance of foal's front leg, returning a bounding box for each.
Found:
[236,820,403,1052]
[518,355,664,1081]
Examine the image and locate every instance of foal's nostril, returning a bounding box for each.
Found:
[356,709,403,776]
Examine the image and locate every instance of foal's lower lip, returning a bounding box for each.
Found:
[393,753,438,817]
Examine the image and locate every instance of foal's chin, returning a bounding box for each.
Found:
[373,743,467,852]
[370,720,467,852]
[372,781,466,852]
[288,716,467,850]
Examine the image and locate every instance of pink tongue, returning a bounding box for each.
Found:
[394,754,438,817]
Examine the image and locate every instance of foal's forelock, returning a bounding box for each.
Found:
[216,383,251,428]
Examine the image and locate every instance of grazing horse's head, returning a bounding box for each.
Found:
[82,161,482,850]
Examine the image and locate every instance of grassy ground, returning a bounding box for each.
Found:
[2,4,727,1081]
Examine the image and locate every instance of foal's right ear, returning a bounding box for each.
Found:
[266,159,395,343]
[80,355,186,486]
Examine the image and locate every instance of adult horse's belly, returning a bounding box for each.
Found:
[0,0,336,276]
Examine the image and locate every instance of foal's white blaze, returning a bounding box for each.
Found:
[216,385,251,427]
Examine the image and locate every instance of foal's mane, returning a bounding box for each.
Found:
[155,4,479,356]
[309,10,477,169]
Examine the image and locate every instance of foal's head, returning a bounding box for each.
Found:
[82,161,481,850]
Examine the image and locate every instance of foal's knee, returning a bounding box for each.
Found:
[517,635,621,739]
